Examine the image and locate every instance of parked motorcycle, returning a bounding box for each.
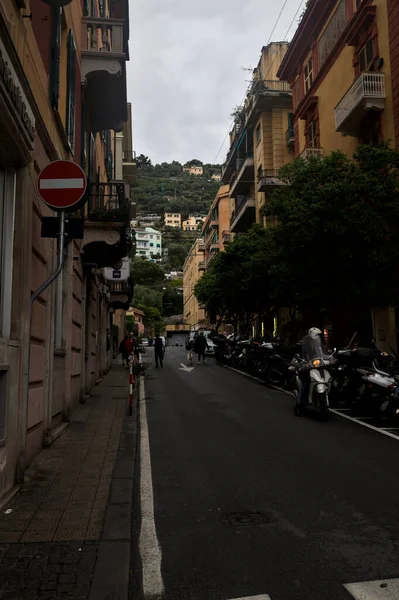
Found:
[292,354,336,420]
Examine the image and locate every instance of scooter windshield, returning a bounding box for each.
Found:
[302,337,325,362]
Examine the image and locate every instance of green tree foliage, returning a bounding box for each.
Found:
[265,144,399,308]
[162,279,183,317]
[130,257,165,287]
[125,315,134,333]
[196,145,399,322]
[134,158,222,216]
[133,285,163,312]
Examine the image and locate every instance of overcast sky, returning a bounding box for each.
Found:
[127,0,304,165]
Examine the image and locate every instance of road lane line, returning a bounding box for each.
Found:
[139,375,165,598]
[226,596,271,600]
[344,578,399,599]
[330,410,399,442]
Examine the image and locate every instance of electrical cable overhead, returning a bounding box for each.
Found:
[212,0,306,166]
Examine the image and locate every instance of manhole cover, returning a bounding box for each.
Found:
[227,512,267,526]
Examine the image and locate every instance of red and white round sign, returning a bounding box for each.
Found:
[37,160,87,212]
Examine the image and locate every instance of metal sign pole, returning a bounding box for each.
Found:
[18,211,67,482]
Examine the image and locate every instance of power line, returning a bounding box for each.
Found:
[212,0,306,166]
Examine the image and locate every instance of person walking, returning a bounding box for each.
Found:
[194,331,209,364]
[154,334,164,368]
[119,335,130,366]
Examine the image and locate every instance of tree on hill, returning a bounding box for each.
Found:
[130,257,165,287]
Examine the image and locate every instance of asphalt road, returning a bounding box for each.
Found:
[134,346,399,600]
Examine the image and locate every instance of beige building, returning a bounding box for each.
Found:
[202,185,231,267]
[164,212,182,228]
[183,238,206,328]
[222,42,294,232]
[183,165,204,176]
[0,0,132,503]
[182,215,205,231]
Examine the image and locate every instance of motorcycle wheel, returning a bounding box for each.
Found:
[318,392,330,421]
[266,366,284,386]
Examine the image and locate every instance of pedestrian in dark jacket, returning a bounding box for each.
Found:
[154,334,164,368]
[119,335,129,366]
[194,332,209,364]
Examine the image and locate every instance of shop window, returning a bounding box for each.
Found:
[304,57,313,93]
[308,119,318,148]
[0,369,8,445]
[359,38,375,73]
[50,7,61,110]
[0,170,15,339]
[66,30,77,152]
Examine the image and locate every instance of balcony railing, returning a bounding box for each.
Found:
[257,169,288,192]
[230,196,255,226]
[82,17,124,55]
[221,117,246,178]
[335,73,386,134]
[250,79,291,94]
[222,230,231,244]
[108,281,132,295]
[198,261,206,270]
[88,180,131,222]
[123,151,136,163]
[300,148,324,160]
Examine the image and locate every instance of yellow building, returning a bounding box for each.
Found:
[164,212,182,228]
[278,0,394,158]
[182,215,205,231]
[202,185,231,267]
[183,165,204,176]
[222,42,294,232]
[277,0,397,351]
[183,238,206,328]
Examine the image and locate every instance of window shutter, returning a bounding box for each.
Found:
[81,103,87,169]
[83,0,89,16]
[66,30,77,153]
[99,0,105,17]
[50,7,61,110]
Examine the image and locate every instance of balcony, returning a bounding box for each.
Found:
[81,17,128,132]
[300,148,324,160]
[229,156,255,198]
[82,181,134,269]
[257,170,288,192]
[245,79,292,126]
[221,116,246,181]
[210,218,219,228]
[198,261,206,271]
[222,230,231,244]
[108,279,133,311]
[123,151,137,185]
[334,73,386,137]
[286,125,295,148]
[230,196,256,234]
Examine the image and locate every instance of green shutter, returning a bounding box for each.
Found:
[83,0,89,16]
[81,103,87,169]
[50,7,61,110]
[66,30,77,152]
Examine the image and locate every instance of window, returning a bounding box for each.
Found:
[157,244,160,248]
[304,57,313,93]
[150,243,154,247]
[318,0,347,69]
[0,169,15,339]
[256,124,261,144]
[50,7,61,110]
[359,38,375,73]
[308,120,318,147]
[0,369,8,445]
[150,235,153,239]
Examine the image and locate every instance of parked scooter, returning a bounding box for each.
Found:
[291,354,336,420]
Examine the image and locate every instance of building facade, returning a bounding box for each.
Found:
[0,0,132,503]
[222,42,294,233]
[182,215,205,231]
[136,227,162,261]
[126,307,145,336]
[277,0,396,351]
[183,165,203,176]
[201,185,231,267]
[183,238,206,328]
[164,212,181,228]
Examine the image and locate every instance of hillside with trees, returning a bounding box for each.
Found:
[133,156,222,216]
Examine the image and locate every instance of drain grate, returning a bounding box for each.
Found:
[227,512,268,527]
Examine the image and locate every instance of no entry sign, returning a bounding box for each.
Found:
[37,160,87,212]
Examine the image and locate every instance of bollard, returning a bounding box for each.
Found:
[128,353,134,416]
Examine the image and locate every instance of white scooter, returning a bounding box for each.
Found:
[291,355,336,419]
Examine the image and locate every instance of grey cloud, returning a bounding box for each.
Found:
[127,0,302,164]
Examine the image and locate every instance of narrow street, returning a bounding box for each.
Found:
[135,347,399,600]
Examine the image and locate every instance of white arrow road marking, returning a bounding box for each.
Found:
[139,375,164,598]
[344,578,399,599]
[39,178,84,189]
[179,363,194,372]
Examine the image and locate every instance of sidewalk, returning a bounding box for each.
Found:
[0,364,137,600]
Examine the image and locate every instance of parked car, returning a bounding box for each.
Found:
[141,337,149,347]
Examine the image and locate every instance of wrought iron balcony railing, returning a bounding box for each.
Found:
[87,180,131,222]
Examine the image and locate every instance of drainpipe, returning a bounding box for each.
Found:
[17,211,67,483]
